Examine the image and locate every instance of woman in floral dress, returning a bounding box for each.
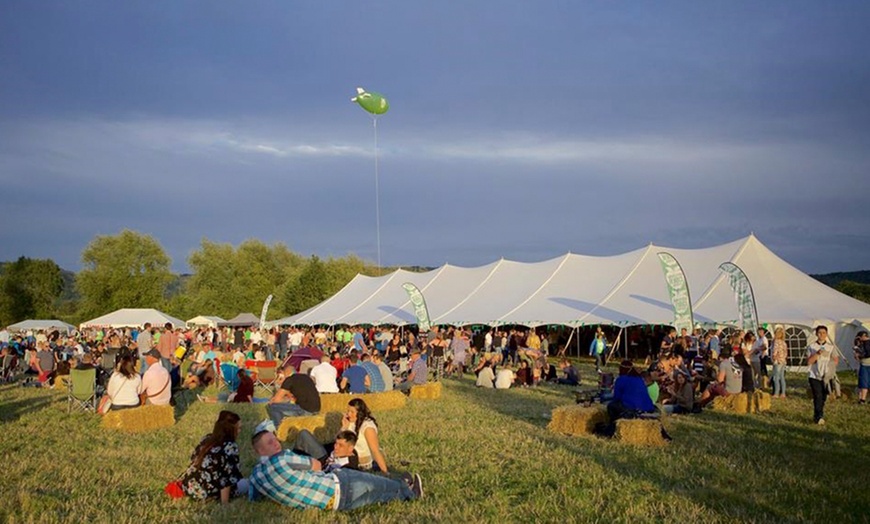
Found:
[181,410,244,503]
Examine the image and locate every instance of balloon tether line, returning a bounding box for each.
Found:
[373,115,381,275]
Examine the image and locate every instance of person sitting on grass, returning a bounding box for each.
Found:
[339,398,388,472]
[515,359,533,387]
[495,364,514,389]
[250,420,422,510]
[99,354,142,414]
[662,370,694,414]
[607,360,656,422]
[476,358,495,388]
[180,410,246,504]
[555,359,579,386]
[233,368,254,403]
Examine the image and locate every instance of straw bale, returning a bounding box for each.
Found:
[711,392,751,414]
[547,404,608,436]
[54,375,70,390]
[101,404,175,433]
[319,391,407,413]
[409,381,442,400]
[614,419,668,447]
[753,391,772,412]
[277,412,343,444]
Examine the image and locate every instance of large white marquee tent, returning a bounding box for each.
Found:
[273,235,870,366]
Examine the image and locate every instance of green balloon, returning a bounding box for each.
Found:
[351,87,389,115]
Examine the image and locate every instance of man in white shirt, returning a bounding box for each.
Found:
[288,328,303,353]
[806,326,835,425]
[140,349,172,406]
[309,356,339,393]
[495,365,515,389]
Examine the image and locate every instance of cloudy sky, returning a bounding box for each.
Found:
[2,1,869,274]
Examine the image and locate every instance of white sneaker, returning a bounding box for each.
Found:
[817,418,825,426]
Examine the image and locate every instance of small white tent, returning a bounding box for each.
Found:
[7,319,76,333]
[186,315,225,328]
[80,308,185,329]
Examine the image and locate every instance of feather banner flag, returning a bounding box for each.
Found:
[657,252,695,333]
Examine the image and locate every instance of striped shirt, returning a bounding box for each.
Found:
[250,450,337,510]
[360,362,385,392]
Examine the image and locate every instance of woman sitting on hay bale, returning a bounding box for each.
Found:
[178,410,246,504]
[98,354,141,414]
[662,370,694,415]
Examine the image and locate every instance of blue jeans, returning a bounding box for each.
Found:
[267,402,312,427]
[139,355,149,375]
[772,364,786,396]
[334,468,415,510]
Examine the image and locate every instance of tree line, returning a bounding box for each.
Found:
[0,229,382,326]
[2,230,870,327]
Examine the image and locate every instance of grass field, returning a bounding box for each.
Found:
[2,361,869,524]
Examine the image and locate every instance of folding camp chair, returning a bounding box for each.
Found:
[251,360,278,394]
[100,350,119,374]
[1,354,18,383]
[68,367,97,414]
[217,363,240,392]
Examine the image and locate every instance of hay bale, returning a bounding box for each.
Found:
[614,419,668,447]
[547,404,608,436]
[711,392,752,414]
[753,391,772,412]
[101,404,175,433]
[409,381,442,400]
[276,412,343,443]
[54,375,70,390]
[319,391,407,413]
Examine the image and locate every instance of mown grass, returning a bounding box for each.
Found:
[1,361,869,524]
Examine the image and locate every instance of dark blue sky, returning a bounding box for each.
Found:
[2,1,869,273]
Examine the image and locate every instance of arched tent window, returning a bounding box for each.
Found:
[785,326,809,367]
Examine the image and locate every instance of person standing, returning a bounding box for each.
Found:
[137,323,153,374]
[589,329,607,372]
[771,327,788,398]
[156,323,178,372]
[807,326,835,425]
[854,331,870,405]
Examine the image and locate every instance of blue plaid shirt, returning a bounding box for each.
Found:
[250,450,337,509]
[360,362,385,392]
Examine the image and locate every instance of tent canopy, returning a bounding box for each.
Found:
[272,235,870,365]
[80,308,185,329]
[186,315,226,328]
[7,319,76,333]
[219,313,259,327]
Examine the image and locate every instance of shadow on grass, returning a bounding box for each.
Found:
[450,378,870,522]
[0,394,56,423]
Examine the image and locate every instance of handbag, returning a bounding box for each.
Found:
[164,480,184,499]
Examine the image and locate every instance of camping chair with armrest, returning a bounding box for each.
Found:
[100,350,119,374]
[252,360,278,394]
[68,367,97,414]
[217,363,241,393]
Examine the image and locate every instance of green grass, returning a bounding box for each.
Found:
[2,361,869,523]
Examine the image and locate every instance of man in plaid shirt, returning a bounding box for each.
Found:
[250,421,423,511]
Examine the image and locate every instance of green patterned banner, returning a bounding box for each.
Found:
[718,262,758,333]
[259,294,273,327]
[657,252,695,333]
[402,283,431,332]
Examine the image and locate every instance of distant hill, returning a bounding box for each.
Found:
[810,270,870,288]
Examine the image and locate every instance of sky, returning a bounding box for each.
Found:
[1,1,869,275]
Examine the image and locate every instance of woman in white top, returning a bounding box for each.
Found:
[102,355,142,412]
[341,398,387,472]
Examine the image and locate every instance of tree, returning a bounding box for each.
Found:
[76,230,172,317]
[837,280,870,305]
[0,257,64,324]
[185,239,305,319]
